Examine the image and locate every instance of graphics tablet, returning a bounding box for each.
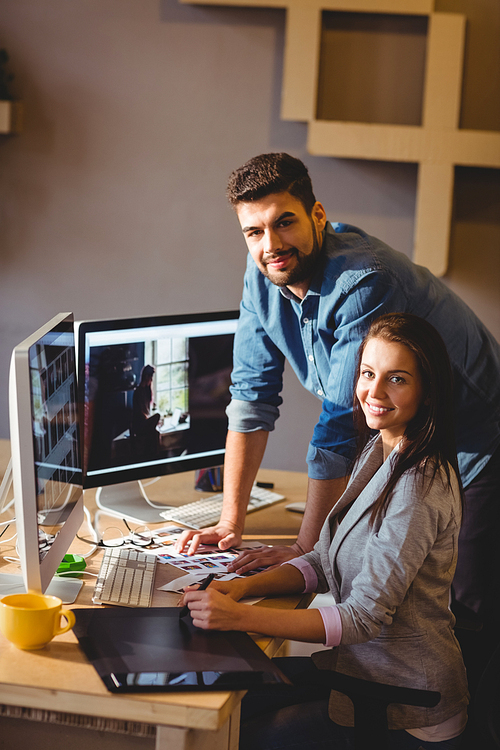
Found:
[72,607,291,693]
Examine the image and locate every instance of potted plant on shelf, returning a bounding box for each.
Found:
[0,49,21,133]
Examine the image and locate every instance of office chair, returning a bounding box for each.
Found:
[314,668,440,750]
[453,604,500,748]
[470,643,500,748]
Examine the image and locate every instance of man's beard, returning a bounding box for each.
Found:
[261,222,322,288]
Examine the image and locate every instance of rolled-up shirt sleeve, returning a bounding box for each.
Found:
[306,444,352,480]
[226,398,279,433]
[318,606,343,647]
[285,557,318,593]
[284,559,342,647]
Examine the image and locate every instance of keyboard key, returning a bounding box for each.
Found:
[160,485,285,529]
[93,547,157,608]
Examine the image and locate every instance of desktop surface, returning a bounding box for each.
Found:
[0,442,310,748]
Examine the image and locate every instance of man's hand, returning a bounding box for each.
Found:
[174,430,269,555]
[226,543,302,575]
[174,521,242,555]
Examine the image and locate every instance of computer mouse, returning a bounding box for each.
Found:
[285,502,306,514]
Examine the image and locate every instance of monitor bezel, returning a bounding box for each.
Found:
[76,309,239,491]
[9,312,84,595]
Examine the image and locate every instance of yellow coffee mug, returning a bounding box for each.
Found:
[0,593,75,650]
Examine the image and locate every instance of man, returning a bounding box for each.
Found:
[177,152,500,628]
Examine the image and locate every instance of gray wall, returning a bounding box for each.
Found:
[0,0,498,474]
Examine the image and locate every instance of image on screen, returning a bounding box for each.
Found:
[29,327,81,540]
[78,313,238,488]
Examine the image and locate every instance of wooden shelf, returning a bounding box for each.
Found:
[0,100,22,133]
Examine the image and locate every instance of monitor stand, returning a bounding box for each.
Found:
[0,459,13,514]
[0,572,83,604]
[95,481,174,525]
[0,461,82,604]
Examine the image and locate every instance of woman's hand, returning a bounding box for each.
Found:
[181,587,245,631]
[208,578,247,600]
[178,577,248,610]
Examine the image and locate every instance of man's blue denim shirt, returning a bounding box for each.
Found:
[227,222,500,488]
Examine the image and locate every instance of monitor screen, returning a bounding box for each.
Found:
[76,311,239,497]
[5,312,84,600]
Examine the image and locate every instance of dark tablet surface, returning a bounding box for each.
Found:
[72,607,291,693]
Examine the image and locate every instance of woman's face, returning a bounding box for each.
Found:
[356,337,425,456]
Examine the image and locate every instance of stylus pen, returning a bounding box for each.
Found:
[179,573,216,619]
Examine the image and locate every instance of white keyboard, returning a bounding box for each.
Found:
[160,485,285,529]
[93,547,157,607]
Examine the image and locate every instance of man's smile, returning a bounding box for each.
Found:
[264,250,296,270]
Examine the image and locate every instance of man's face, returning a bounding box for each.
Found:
[235,192,327,298]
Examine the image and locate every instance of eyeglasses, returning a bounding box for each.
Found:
[77,520,152,549]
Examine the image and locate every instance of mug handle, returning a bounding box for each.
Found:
[54,609,76,636]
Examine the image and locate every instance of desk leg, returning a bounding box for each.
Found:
[156,703,240,750]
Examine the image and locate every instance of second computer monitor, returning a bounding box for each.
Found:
[6,312,84,601]
[76,311,238,522]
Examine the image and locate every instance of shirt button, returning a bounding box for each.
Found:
[303,318,309,324]
[308,355,314,362]
[317,389,324,396]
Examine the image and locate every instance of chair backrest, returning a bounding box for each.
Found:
[322,670,440,750]
[474,643,500,748]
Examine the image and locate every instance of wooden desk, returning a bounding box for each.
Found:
[0,440,309,750]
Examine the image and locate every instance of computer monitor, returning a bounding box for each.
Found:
[76,310,239,523]
[0,313,84,602]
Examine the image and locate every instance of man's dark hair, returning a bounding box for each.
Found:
[226,153,317,213]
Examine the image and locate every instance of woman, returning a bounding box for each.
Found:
[181,313,469,749]
[132,364,160,454]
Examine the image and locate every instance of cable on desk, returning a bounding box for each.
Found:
[57,569,98,578]
[138,478,175,510]
[0,458,13,515]
[0,523,17,545]
[140,476,161,488]
[78,505,99,558]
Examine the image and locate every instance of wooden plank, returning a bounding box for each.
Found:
[423,13,466,129]
[0,101,11,133]
[180,0,433,12]
[281,5,322,121]
[0,101,21,133]
[413,162,454,276]
[319,0,433,11]
[0,681,238,730]
[308,120,500,167]
[179,0,287,6]
[308,120,422,161]
[445,130,500,168]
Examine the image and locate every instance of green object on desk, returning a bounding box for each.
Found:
[56,554,86,577]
